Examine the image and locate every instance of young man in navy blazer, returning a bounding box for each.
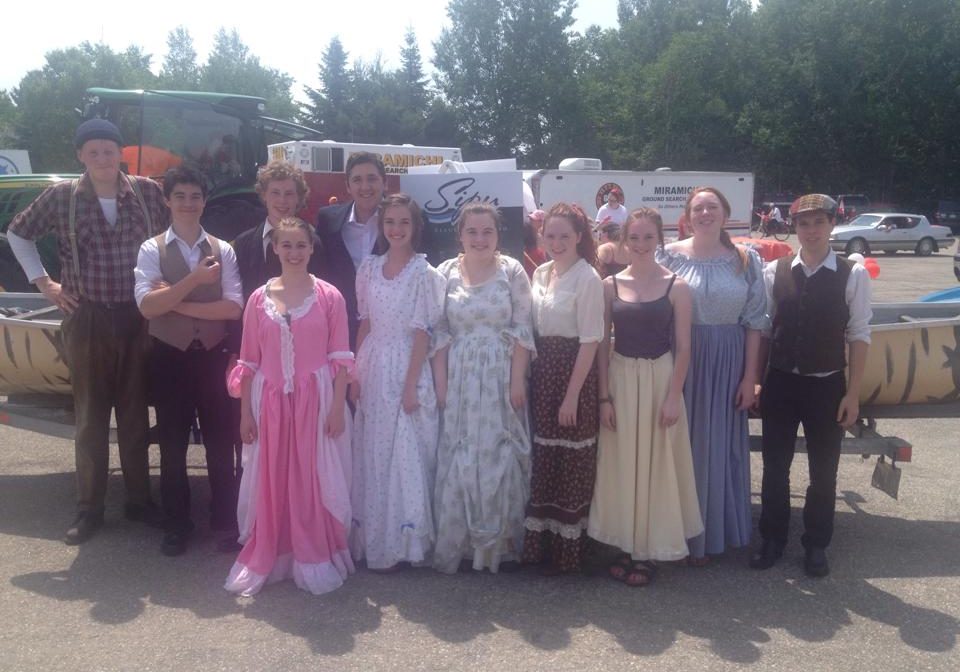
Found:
[315,152,387,349]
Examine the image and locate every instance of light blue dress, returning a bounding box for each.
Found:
[657,246,769,557]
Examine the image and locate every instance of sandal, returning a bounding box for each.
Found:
[684,555,710,568]
[623,561,656,587]
[609,555,633,581]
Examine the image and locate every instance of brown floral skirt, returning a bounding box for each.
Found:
[522,336,599,572]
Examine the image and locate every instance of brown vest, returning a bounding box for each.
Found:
[147,232,227,351]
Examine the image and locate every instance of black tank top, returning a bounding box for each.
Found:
[611,275,676,359]
[600,260,628,279]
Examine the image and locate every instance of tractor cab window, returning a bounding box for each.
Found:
[111,101,244,193]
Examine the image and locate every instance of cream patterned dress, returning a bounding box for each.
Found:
[432,255,535,573]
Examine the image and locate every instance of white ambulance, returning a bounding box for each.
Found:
[527,158,754,239]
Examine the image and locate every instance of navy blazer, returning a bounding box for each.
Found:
[317,202,374,349]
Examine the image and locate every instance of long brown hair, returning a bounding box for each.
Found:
[684,186,747,272]
[620,207,665,249]
[545,202,598,268]
[377,193,425,253]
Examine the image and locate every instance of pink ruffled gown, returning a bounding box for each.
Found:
[225,276,355,596]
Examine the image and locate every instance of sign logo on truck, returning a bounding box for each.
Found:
[595,182,624,209]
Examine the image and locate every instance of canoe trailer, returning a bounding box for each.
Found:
[5,297,960,500]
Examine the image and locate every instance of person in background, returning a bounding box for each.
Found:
[595,189,628,229]
[7,118,168,544]
[596,223,630,279]
[225,217,354,596]
[750,194,871,578]
[522,203,604,575]
[134,166,243,556]
[432,203,535,574]
[350,194,445,571]
[588,208,702,587]
[657,187,768,566]
[522,216,547,278]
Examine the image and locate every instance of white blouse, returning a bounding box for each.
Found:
[531,258,604,343]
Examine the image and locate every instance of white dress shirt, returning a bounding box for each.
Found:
[341,204,379,271]
[134,225,243,309]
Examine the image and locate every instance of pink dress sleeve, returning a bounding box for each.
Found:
[321,280,355,380]
[226,289,264,398]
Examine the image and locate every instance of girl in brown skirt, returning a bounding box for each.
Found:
[523,203,604,575]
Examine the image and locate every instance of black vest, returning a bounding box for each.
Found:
[769,254,851,375]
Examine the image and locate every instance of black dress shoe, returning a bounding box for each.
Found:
[64,509,104,545]
[749,540,784,570]
[161,529,190,557]
[804,547,830,578]
[124,501,167,529]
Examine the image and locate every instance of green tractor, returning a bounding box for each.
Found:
[0,88,322,291]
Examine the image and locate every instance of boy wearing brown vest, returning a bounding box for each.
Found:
[134,166,243,556]
[750,194,872,577]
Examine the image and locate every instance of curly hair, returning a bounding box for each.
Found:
[255,160,310,211]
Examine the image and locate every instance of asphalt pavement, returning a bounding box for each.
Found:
[1,241,958,671]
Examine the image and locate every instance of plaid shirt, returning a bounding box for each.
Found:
[9,173,169,303]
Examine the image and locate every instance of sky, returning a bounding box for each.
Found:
[4,0,621,98]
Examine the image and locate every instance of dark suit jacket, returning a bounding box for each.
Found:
[227,221,325,352]
[316,201,435,349]
[316,202,368,349]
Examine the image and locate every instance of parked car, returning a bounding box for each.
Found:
[936,199,960,234]
[829,213,954,256]
[835,194,871,222]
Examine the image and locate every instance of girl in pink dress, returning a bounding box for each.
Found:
[225,218,354,596]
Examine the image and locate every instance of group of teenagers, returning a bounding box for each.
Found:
[8,118,872,598]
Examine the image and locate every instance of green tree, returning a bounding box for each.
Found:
[0,90,17,147]
[160,26,200,90]
[301,36,354,139]
[433,0,587,166]
[200,29,297,120]
[12,42,156,171]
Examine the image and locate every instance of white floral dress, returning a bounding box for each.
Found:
[432,255,536,573]
[351,253,445,569]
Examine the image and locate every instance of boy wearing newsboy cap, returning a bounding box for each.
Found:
[750,194,872,577]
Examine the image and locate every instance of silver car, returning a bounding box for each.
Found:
[829,213,955,256]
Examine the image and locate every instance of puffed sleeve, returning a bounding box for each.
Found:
[322,279,356,380]
[355,255,374,322]
[739,248,771,331]
[410,257,445,333]
[432,258,457,353]
[226,288,264,398]
[576,265,605,344]
[502,256,536,354]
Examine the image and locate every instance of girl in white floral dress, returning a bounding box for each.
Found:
[351,194,445,571]
[432,203,536,574]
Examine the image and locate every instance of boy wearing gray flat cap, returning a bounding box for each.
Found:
[750,194,872,578]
